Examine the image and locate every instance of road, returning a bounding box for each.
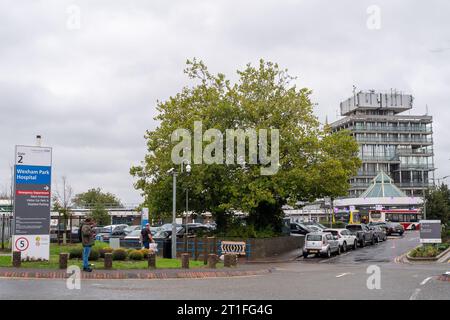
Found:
[0,231,448,300]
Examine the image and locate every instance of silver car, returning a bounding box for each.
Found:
[302,232,340,258]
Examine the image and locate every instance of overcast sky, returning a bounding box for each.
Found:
[1,0,449,204]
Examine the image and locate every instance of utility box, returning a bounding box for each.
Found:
[109,238,120,249]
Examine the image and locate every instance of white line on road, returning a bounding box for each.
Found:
[409,288,421,300]
[420,277,432,286]
[336,273,351,278]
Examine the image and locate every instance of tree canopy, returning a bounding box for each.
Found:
[73,188,122,208]
[131,59,360,232]
[425,184,450,227]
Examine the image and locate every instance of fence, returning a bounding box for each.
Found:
[0,214,12,250]
[117,236,252,260]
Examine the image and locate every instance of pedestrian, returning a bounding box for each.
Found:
[81,218,96,272]
[141,223,153,249]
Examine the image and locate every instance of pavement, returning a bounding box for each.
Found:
[0,231,449,299]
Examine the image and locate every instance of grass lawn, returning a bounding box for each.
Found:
[0,241,221,270]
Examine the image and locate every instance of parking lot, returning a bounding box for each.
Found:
[297,230,420,265]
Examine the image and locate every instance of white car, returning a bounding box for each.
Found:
[323,228,358,252]
[303,232,340,258]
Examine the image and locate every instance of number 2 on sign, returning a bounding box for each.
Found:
[17,155,23,163]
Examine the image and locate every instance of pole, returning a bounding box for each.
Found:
[171,172,177,259]
[186,188,189,236]
[1,214,5,250]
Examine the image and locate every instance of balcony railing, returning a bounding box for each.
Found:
[356,137,433,144]
[361,155,400,162]
[353,125,432,133]
[396,182,432,188]
[396,149,433,156]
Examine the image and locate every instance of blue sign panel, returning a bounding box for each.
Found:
[15,165,52,185]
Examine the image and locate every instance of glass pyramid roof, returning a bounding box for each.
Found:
[359,171,407,198]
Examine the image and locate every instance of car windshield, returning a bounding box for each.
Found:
[346,225,362,231]
[306,234,322,241]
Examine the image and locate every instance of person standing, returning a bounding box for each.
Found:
[81,218,96,272]
[141,223,153,249]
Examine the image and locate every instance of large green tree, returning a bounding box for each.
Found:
[131,59,360,233]
[425,184,450,226]
[73,188,122,208]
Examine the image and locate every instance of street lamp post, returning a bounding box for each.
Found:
[170,169,177,259]
[168,161,191,260]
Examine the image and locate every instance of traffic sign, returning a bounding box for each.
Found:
[419,220,441,244]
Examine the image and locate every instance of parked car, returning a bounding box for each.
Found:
[370,221,404,236]
[323,228,358,251]
[303,222,326,231]
[369,225,387,242]
[345,224,375,247]
[153,227,185,240]
[303,232,340,258]
[290,223,313,235]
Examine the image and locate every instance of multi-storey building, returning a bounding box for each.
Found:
[331,90,434,197]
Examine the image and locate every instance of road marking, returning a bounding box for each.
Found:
[336,272,351,278]
[420,277,432,286]
[409,288,421,300]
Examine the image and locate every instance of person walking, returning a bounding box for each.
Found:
[141,223,153,249]
[81,218,96,272]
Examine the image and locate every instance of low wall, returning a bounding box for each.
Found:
[247,236,304,260]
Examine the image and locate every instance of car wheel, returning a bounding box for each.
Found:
[342,242,347,252]
[326,248,331,258]
[303,252,308,259]
[353,241,357,250]
[411,225,416,230]
[337,246,341,255]
[359,239,365,248]
[371,237,376,245]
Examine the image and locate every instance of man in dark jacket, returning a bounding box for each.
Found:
[81,218,96,272]
[141,223,153,249]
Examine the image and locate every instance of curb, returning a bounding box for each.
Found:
[0,267,273,280]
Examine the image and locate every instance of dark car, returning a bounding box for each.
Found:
[385,222,404,236]
[290,223,313,235]
[346,224,375,247]
[369,221,404,236]
[369,225,387,242]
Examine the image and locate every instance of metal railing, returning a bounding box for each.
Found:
[356,137,433,144]
[353,125,432,133]
[1,214,12,250]
[361,155,400,162]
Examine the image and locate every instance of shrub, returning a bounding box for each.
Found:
[99,247,114,258]
[112,248,128,261]
[139,249,150,259]
[69,247,83,259]
[129,250,144,261]
[89,248,100,261]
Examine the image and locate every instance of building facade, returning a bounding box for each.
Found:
[331,90,434,197]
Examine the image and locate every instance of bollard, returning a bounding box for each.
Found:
[231,254,238,266]
[207,254,218,269]
[12,251,21,268]
[59,253,69,269]
[148,252,156,269]
[104,253,113,270]
[224,254,232,268]
[181,253,190,269]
